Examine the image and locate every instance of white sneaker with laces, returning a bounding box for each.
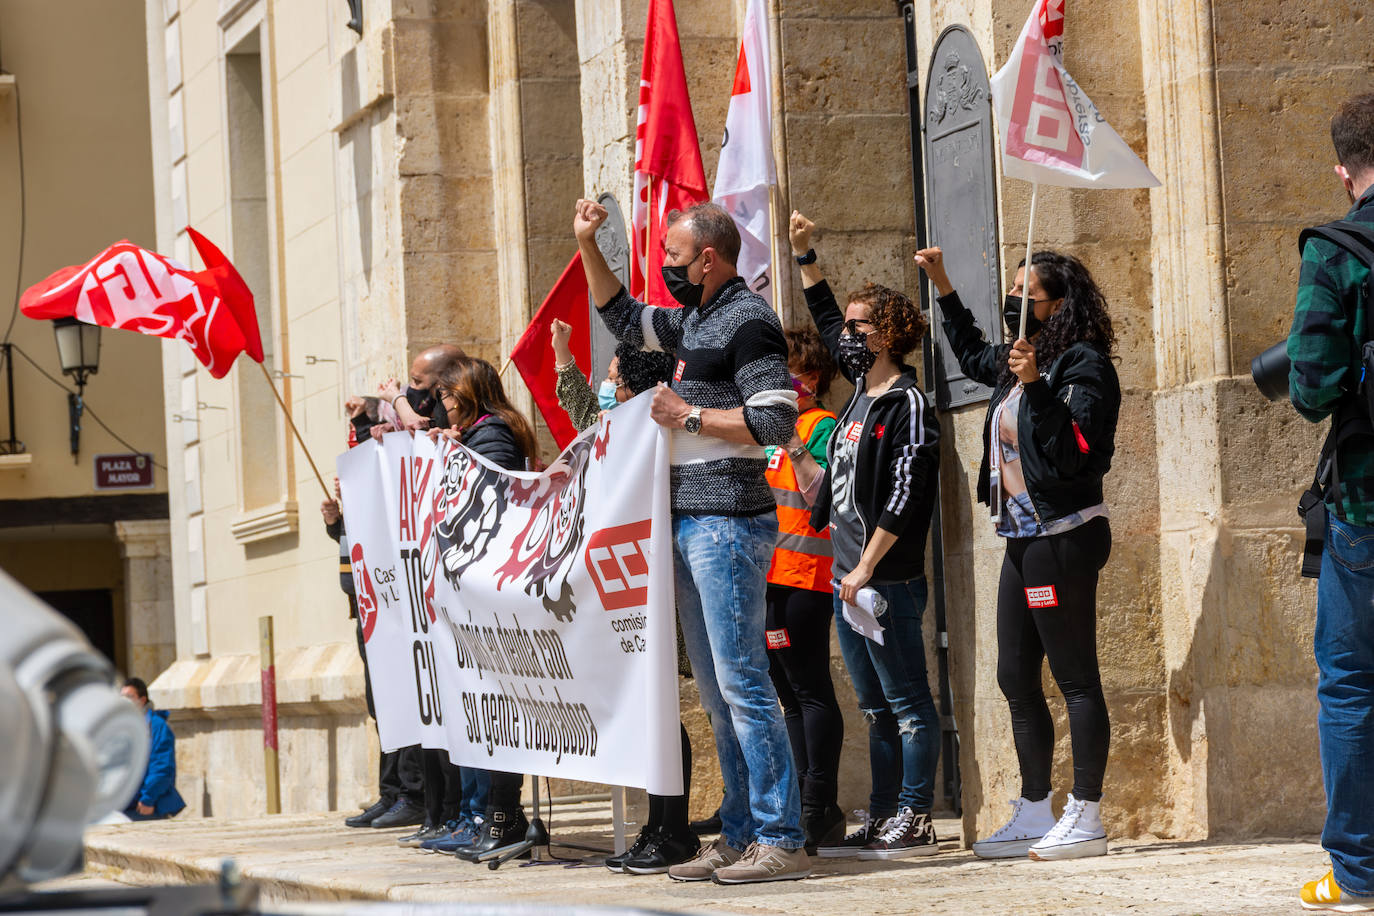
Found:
[971,796,1057,859]
[1028,793,1107,861]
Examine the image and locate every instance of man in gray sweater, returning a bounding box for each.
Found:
[573,199,809,884]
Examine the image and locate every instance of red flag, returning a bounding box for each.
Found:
[19,230,263,379]
[510,252,592,449]
[631,0,709,306]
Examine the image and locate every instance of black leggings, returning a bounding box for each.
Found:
[765,584,844,810]
[996,516,1111,803]
[422,748,463,824]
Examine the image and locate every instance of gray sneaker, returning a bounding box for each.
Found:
[711,841,812,885]
[667,836,742,882]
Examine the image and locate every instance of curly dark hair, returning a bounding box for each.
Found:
[847,283,928,361]
[784,325,836,400]
[1012,251,1115,377]
[615,342,676,395]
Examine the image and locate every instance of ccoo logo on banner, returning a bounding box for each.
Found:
[336,394,682,795]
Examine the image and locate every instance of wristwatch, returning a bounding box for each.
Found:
[684,406,703,435]
[788,444,810,462]
[795,248,818,265]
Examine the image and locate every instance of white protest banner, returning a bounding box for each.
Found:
[336,394,682,795]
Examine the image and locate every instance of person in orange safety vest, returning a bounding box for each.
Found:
[764,326,846,855]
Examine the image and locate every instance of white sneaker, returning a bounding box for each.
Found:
[972,796,1057,859]
[1028,793,1108,861]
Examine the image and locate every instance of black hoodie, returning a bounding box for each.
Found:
[804,281,941,585]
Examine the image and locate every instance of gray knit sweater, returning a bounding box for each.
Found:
[597,277,797,516]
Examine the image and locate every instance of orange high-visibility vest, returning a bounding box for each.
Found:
[766,407,836,593]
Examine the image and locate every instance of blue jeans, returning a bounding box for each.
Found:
[459,767,489,823]
[1317,515,1374,896]
[833,578,941,814]
[674,513,805,850]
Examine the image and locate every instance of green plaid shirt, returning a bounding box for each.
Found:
[1287,188,1374,526]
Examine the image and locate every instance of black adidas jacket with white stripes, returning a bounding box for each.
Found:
[804,280,941,585]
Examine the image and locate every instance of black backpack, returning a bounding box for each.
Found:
[1296,220,1374,577]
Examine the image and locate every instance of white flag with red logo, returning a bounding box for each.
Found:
[632,0,709,306]
[990,0,1159,189]
[712,0,777,297]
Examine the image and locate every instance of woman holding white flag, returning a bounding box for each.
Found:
[916,247,1120,861]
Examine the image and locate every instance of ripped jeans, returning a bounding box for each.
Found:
[833,578,941,815]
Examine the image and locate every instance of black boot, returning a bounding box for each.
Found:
[802,803,846,855]
[455,807,529,862]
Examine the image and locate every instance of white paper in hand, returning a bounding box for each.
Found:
[836,582,887,645]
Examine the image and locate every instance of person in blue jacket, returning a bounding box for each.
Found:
[121,677,187,820]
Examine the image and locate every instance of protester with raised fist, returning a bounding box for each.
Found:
[573,198,810,884]
[789,211,943,861]
[759,325,847,854]
[916,245,1120,861]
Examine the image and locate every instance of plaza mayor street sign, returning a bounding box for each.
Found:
[94,453,155,490]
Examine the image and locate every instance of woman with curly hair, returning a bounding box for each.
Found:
[915,246,1120,862]
[788,212,943,860]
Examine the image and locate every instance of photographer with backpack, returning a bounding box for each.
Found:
[1287,93,1374,914]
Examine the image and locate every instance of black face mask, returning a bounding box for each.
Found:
[405,385,449,428]
[838,332,878,377]
[661,250,705,308]
[405,385,435,415]
[1003,293,1044,340]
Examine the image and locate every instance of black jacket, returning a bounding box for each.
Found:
[804,281,941,584]
[939,290,1120,524]
[460,414,528,471]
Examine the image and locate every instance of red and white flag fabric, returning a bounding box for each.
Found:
[990,0,1159,189]
[509,252,592,451]
[712,0,778,299]
[20,228,263,378]
[631,0,709,306]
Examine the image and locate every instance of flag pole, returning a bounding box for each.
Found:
[767,184,780,316]
[1017,181,1039,342]
[258,361,331,499]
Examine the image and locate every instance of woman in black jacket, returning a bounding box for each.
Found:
[916,246,1120,862]
[429,356,539,860]
[788,212,943,861]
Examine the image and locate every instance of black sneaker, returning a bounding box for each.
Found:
[857,807,940,860]
[345,798,392,828]
[689,809,722,836]
[369,797,427,829]
[817,810,890,858]
[623,829,701,875]
[802,804,847,855]
[604,826,655,873]
[455,808,529,862]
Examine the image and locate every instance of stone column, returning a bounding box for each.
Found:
[115,519,175,679]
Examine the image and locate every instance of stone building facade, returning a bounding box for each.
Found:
[142,0,1367,842]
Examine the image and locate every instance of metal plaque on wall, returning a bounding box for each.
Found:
[923,25,1001,410]
[589,192,631,382]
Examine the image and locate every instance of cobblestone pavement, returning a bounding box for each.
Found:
[50,804,1328,915]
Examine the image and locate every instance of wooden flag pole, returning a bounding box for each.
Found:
[1018,181,1040,343]
[767,184,780,316]
[258,361,331,499]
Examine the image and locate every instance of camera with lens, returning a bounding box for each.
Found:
[1251,340,1292,403]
